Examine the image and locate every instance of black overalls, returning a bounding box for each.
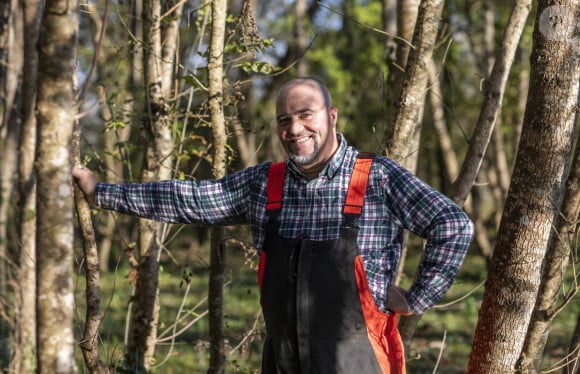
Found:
[257,154,406,374]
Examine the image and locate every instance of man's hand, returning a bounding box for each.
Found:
[386,284,413,316]
[72,166,97,204]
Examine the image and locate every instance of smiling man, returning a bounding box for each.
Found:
[73,77,473,373]
[275,78,339,175]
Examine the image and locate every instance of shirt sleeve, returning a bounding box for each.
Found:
[380,158,474,314]
[94,164,268,226]
[405,204,474,314]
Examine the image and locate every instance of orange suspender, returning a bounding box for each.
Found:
[266,154,374,215]
[343,155,374,216]
[266,162,286,212]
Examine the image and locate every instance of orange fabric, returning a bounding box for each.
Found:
[266,162,285,211]
[344,157,373,215]
[355,256,406,373]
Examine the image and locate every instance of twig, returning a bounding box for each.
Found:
[433,279,485,309]
[316,0,415,50]
[540,343,580,373]
[432,330,447,374]
[228,310,263,356]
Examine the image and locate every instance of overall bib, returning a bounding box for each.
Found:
[258,155,406,374]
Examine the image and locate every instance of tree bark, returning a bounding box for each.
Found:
[74,123,105,373]
[467,1,580,371]
[0,0,22,364]
[567,311,580,374]
[12,0,41,371]
[385,0,445,350]
[127,0,181,369]
[450,0,532,206]
[207,0,227,372]
[385,0,440,170]
[35,0,79,371]
[517,96,580,373]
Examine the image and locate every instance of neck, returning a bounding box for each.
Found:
[300,165,325,179]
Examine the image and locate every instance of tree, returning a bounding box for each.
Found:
[467,0,580,371]
[450,0,532,206]
[207,0,228,372]
[384,0,448,349]
[516,127,580,372]
[126,0,183,369]
[12,0,42,371]
[35,0,79,371]
[0,0,22,365]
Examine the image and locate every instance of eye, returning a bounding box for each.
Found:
[277,117,290,126]
[298,111,314,121]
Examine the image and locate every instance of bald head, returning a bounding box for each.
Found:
[276,77,333,109]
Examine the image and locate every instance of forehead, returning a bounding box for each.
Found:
[276,82,325,113]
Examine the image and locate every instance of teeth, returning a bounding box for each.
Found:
[294,137,309,143]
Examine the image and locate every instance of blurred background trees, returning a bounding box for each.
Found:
[1,0,579,372]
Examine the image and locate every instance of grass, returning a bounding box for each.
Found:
[73,232,579,373]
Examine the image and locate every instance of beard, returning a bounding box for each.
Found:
[286,136,319,165]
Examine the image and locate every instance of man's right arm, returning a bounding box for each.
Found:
[72,164,269,226]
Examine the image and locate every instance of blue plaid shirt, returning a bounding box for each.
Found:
[95,135,473,314]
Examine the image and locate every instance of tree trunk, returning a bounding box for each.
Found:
[567,311,580,374]
[207,0,227,372]
[467,1,580,371]
[517,87,580,374]
[385,0,437,169]
[0,0,22,365]
[382,0,397,59]
[385,0,445,350]
[450,0,532,206]
[35,0,79,371]
[293,0,309,77]
[384,0,419,152]
[127,0,181,369]
[12,0,42,371]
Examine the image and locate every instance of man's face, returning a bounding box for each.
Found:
[276,82,338,171]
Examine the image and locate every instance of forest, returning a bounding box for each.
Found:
[1,0,580,372]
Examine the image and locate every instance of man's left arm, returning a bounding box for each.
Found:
[405,203,474,315]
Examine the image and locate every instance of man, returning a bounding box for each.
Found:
[73,77,473,373]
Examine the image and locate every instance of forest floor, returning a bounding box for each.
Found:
[73,230,579,373]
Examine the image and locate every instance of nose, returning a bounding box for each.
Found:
[286,117,304,134]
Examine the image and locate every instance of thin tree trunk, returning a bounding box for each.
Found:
[73,33,107,370]
[230,0,259,168]
[385,0,446,350]
[207,0,227,372]
[127,0,181,369]
[35,0,79,371]
[427,58,494,256]
[382,0,397,59]
[294,0,308,77]
[450,0,532,206]
[467,1,580,371]
[12,0,41,371]
[566,311,580,374]
[0,0,22,364]
[74,121,105,373]
[514,47,528,152]
[516,124,580,372]
[385,0,439,168]
[384,0,419,148]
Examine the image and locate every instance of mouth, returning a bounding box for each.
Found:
[288,135,312,144]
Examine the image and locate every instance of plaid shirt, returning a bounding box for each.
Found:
[96,135,473,314]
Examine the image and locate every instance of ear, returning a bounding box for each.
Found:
[329,106,338,128]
